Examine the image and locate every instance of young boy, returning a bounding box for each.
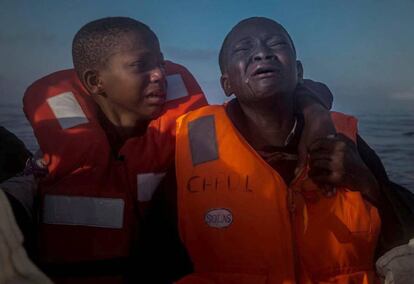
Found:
[146,17,412,284]
[22,17,207,283]
[20,17,335,282]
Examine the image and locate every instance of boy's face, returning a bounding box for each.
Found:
[221,19,300,103]
[98,30,166,121]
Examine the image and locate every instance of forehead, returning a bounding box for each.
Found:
[227,19,288,46]
[101,30,161,68]
[115,30,159,51]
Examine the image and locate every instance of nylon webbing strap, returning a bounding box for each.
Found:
[188,115,219,165]
[47,92,88,129]
[43,195,124,229]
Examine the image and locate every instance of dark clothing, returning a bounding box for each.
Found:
[0,126,31,183]
[0,126,35,259]
[131,167,191,284]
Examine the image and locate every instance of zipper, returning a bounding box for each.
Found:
[222,107,306,282]
[288,167,308,284]
[288,186,300,283]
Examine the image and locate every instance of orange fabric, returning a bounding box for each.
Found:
[23,61,207,266]
[23,61,207,184]
[175,105,381,284]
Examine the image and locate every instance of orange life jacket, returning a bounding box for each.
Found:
[23,61,207,274]
[175,105,381,284]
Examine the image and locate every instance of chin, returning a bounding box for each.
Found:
[147,107,165,120]
[250,88,282,99]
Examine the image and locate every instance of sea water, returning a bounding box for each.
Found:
[0,103,413,191]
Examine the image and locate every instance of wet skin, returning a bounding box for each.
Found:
[221,18,300,105]
[221,17,302,152]
[220,18,379,200]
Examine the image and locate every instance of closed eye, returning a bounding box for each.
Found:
[233,39,253,53]
[234,47,248,53]
[267,40,287,47]
[233,44,252,54]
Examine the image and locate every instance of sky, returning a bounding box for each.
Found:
[1,0,413,114]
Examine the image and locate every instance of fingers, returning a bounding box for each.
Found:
[309,158,331,171]
[309,133,357,157]
[299,132,359,190]
[308,151,345,184]
[308,157,338,182]
[308,134,339,152]
[297,134,340,178]
[309,166,343,184]
[320,184,337,197]
[308,134,348,185]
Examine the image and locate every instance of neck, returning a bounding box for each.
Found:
[228,95,296,149]
[94,97,148,142]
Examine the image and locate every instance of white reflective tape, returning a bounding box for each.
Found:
[43,195,124,228]
[137,172,166,202]
[166,74,188,101]
[47,92,88,129]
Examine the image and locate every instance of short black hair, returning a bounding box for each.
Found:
[72,17,158,80]
[218,17,296,74]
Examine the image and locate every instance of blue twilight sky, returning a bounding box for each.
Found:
[1,0,413,114]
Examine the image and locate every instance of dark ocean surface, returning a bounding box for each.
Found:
[0,103,413,191]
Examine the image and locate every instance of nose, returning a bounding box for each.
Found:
[149,66,165,83]
[253,42,275,62]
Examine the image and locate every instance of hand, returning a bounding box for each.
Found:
[23,149,48,178]
[296,107,336,177]
[308,133,379,199]
[294,80,336,176]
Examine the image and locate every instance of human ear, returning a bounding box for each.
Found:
[296,60,304,84]
[220,74,233,97]
[83,70,104,96]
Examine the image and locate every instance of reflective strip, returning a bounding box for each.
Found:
[137,172,166,202]
[188,115,219,165]
[166,74,188,101]
[47,92,88,129]
[43,195,124,228]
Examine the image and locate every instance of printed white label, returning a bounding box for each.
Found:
[204,208,233,229]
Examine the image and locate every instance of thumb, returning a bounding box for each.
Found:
[295,141,308,176]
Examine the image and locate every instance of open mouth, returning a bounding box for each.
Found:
[144,90,166,104]
[251,65,280,78]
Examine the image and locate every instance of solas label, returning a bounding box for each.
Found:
[204,208,233,228]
